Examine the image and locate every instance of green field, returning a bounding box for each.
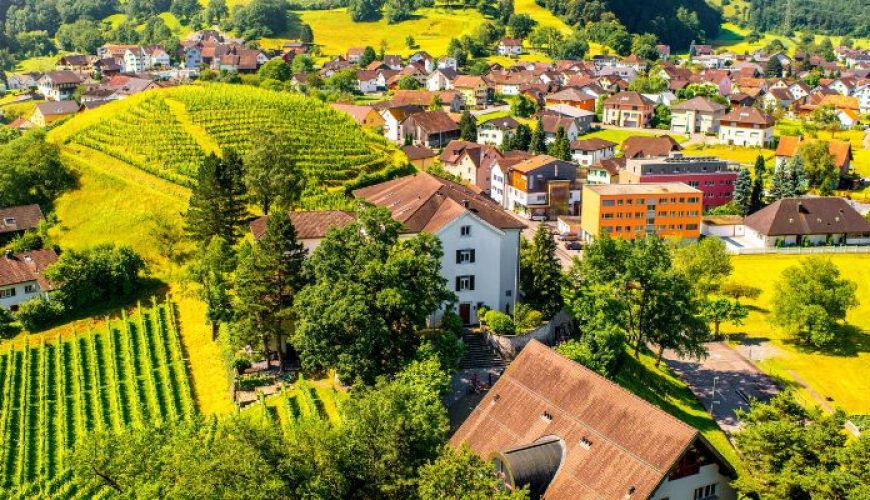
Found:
[0,302,195,496]
[712,21,870,55]
[722,254,870,415]
[296,1,572,58]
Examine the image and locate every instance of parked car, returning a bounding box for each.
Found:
[565,241,582,251]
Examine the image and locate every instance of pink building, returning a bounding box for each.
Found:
[621,153,738,209]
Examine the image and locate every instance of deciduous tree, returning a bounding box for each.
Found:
[520,223,564,318]
[243,129,304,215]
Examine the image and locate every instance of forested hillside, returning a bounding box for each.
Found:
[747,0,870,37]
[535,0,722,49]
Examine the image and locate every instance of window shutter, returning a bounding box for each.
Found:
[470,276,475,291]
[455,277,461,292]
[456,250,462,263]
[470,249,476,263]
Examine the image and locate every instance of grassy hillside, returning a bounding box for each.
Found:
[49,83,403,191]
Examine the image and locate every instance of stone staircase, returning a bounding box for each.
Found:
[459,332,508,369]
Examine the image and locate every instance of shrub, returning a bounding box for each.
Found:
[44,244,147,311]
[15,298,65,331]
[237,373,273,391]
[514,304,543,332]
[0,307,19,338]
[484,310,515,336]
[232,355,253,375]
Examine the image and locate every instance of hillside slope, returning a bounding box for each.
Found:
[49,84,403,193]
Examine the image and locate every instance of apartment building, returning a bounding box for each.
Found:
[621,153,737,209]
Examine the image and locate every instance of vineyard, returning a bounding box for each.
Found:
[0,301,195,498]
[243,377,344,431]
[50,83,402,191]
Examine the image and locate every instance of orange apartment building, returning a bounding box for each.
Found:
[581,183,703,241]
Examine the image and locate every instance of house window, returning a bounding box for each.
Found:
[460,225,471,237]
[0,288,16,299]
[455,275,475,292]
[24,284,37,294]
[693,483,718,500]
[602,199,615,207]
[3,217,15,225]
[456,249,476,264]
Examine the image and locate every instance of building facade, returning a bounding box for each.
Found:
[581,183,703,241]
[491,155,581,220]
[621,153,738,209]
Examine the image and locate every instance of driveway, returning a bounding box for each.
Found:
[664,342,780,433]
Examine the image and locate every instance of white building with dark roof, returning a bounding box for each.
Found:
[0,249,58,310]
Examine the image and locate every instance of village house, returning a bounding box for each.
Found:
[0,249,58,311]
[330,103,386,130]
[570,138,616,166]
[390,89,462,113]
[440,140,502,192]
[743,197,870,248]
[586,158,625,185]
[775,136,853,175]
[403,110,461,148]
[346,47,365,64]
[425,68,458,91]
[497,38,524,57]
[249,210,356,253]
[355,173,525,324]
[540,114,585,144]
[57,54,93,73]
[760,88,796,112]
[718,106,775,147]
[451,340,738,499]
[36,71,81,101]
[0,205,44,243]
[409,51,435,73]
[30,100,80,127]
[355,70,380,94]
[477,116,520,146]
[602,91,655,128]
[581,183,704,241]
[670,96,726,134]
[490,155,581,220]
[453,75,493,108]
[621,152,738,209]
[544,87,596,112]
[401,145,437,169]
[376,103,424,142]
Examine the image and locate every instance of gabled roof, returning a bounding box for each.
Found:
[570,138,616,152]
[622,136,682,159]
[603,91,654,107]
[406,110,459,135]
[40,71,81,85]
[547,87,596,103]
[453,75,488,89]
[330,103,377,125]
[0,204,44,234]
[719,106,774,126]
[745,197,870,236]
[480,116,520,130]
[671,96,726,113]
[249,211,356,241]
[450,341,735,499]
[775,136,852,169]
[589,157,626,176]
[509,154,571,174]
[401,145,437,161]
[35,101,80,116]
[540,115,576,134]
[353,172,526,233]
[0,249,58,288]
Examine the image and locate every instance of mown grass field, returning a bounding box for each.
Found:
[711,21,870,55]
[683,143,776,166]
[721,254,870,415]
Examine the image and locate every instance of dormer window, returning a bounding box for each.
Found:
[3,218,14,225]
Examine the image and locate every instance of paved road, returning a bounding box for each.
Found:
[664,342,779,434]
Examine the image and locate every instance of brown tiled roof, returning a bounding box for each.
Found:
[540,115,575,134]
[547,87,595,103]
[440,140,483,165]
[510,154,568,174]
[330,103,376,125]
[450,341,735,499]
[775,136,852,169]
[35,101,79,117]
[720,106,774,126]
[392,90,444,107]
[407,110,460,135]
[249,211,356,241]
[453,75,488,89]
[481,116,520,130]
[401,145,436,161]
[0,204,44,235]
[590,157,625,176]
[570,138,616,152]
[42,71,81,85]
[745,197,870,236]
[0,249,58,289]
[353,172,526,233]
[622,136,682,159]
[603,91,654,107]
[671,96,726,113]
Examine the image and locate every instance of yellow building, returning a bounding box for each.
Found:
[581,183,703,241]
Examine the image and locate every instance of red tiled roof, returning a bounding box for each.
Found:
[353,172,526,233]
[0,249,58,289]
[775,136,852,169]
[249,211,356,241]
[0,204,44,235]
[720,106,774,126]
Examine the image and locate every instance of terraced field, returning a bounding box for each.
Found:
[0,301,195,497]
[49,83,403,191]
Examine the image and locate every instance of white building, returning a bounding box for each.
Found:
[718,106,775,147]
[497,39,523,57]
[36,71,81,101]
[0,250,57,311]
[742,197,870,248]
[477,116,520,146]
[354,172,525,325]
[123,48,145,74]
[570,138,616,166]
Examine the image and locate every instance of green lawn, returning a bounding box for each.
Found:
[15,54,62,73]
[578,128,690,148]
[721,254,870,415]
[711,21,870,55]
[616,350,741,469]
[682,143,775,166]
